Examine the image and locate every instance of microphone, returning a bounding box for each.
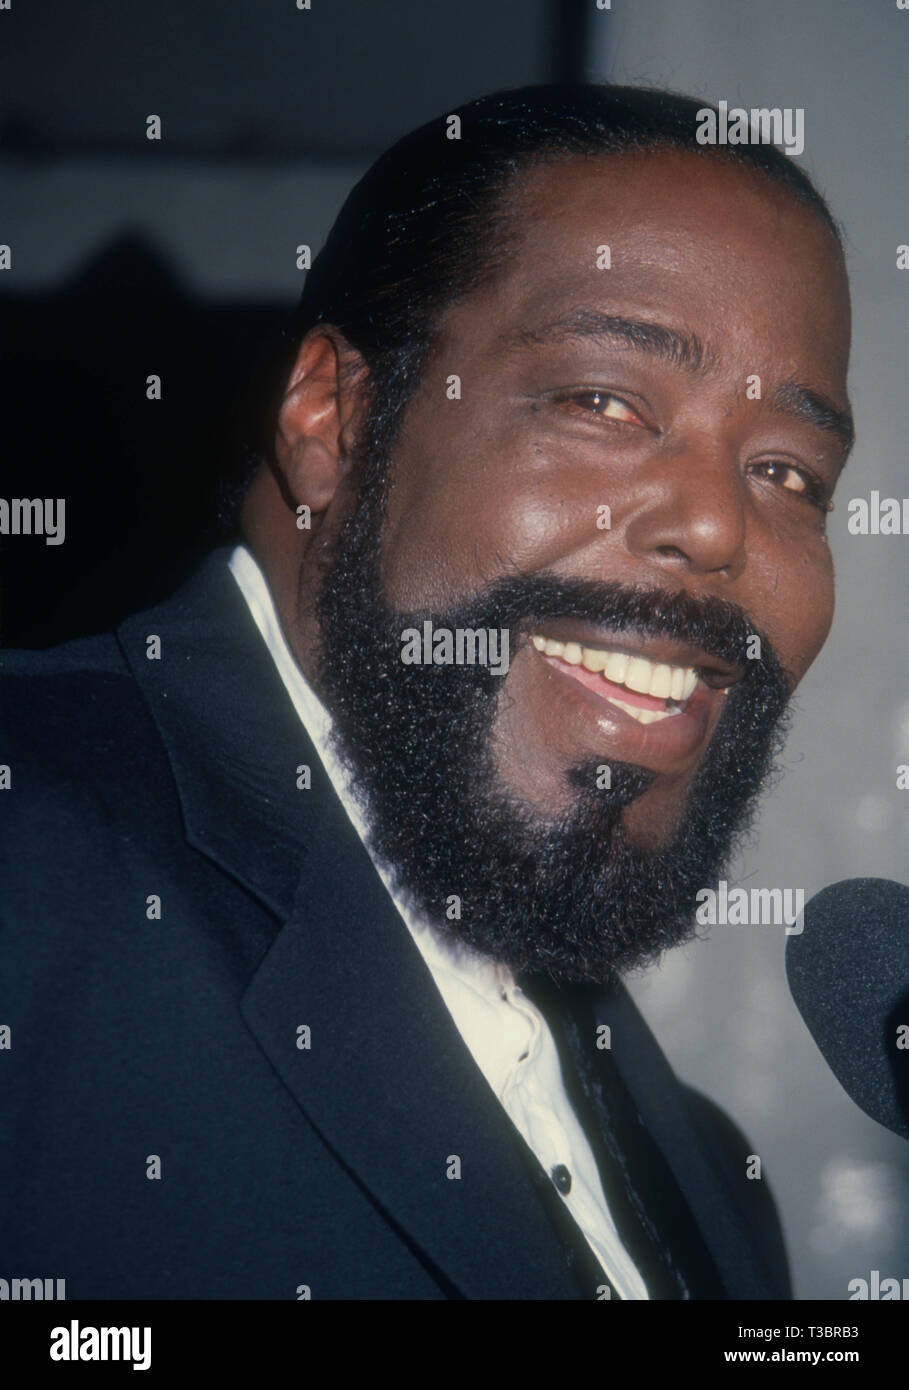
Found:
[786,877,909,1139]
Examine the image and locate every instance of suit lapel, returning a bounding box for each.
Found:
[117,549,590,1299]
[523,971,785,1300]
[240,787,600,1299]
[589,979,781,1298]
[117,549,311,921]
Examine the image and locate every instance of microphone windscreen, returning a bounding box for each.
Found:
[786,877,909,1139]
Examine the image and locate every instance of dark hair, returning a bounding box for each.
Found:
[224,83,841,523]
[293,83,838,391]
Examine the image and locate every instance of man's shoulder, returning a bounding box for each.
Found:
[1,629,144,746]
[0,552,235,785]
[0,547,239,727]
[0,630,142,760]
[0,549,311,917]
[0,632,176,857]
[0,628,129,680]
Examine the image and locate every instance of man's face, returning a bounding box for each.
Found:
[376,151,850,842]
[312,149,852,981]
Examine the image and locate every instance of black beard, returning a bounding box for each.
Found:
[314,414,793,985]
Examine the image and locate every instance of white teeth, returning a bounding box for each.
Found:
[636,706,674,725]
[604,697,639,720]
[581,647,608,672]
[605,697,679,725]
[650,663,673,699]
[532,633,701,708]
[604,651,629,684]
[625,657,654,694]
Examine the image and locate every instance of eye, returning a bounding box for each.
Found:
[749,458,830,511]
[555,390,645,424]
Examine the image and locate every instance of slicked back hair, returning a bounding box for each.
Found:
[288,84,839,408]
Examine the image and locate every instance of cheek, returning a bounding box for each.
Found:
[378,434,603,609]
[754,535,835,681]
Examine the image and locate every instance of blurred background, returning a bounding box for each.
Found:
[1,0,907,1298]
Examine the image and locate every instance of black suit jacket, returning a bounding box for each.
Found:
[0,549,791,1299]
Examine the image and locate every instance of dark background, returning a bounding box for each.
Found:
[0,0,585,646]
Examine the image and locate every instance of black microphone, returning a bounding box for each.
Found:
[786,877,909,1139]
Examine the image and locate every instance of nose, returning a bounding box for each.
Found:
[622,434,749,583]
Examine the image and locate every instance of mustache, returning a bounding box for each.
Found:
[383,571,787,683]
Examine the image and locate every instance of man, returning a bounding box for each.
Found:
[0,84,852,1299]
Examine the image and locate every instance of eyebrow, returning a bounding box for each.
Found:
[770,380,855,458]
[502,308,855,458]
[504,309,714,373]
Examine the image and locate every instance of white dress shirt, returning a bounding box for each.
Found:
[229,543,649,1300]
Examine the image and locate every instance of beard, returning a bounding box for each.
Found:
[313,402,794,985]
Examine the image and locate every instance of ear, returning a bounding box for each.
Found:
[273,328,367,516]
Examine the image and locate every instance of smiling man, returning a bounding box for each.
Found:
[0,85,853,1301]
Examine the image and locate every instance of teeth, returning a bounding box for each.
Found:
[604,651,629,684]
[625,657,654,694]
[532,634,701,707]
[606,697,679,725]
[650,663,672,699]
[680,669,698,700]
[636,706,674,725]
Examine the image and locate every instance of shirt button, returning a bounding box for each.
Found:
[551,1164,572,1195]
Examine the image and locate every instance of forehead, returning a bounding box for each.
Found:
[441,149,851,389]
